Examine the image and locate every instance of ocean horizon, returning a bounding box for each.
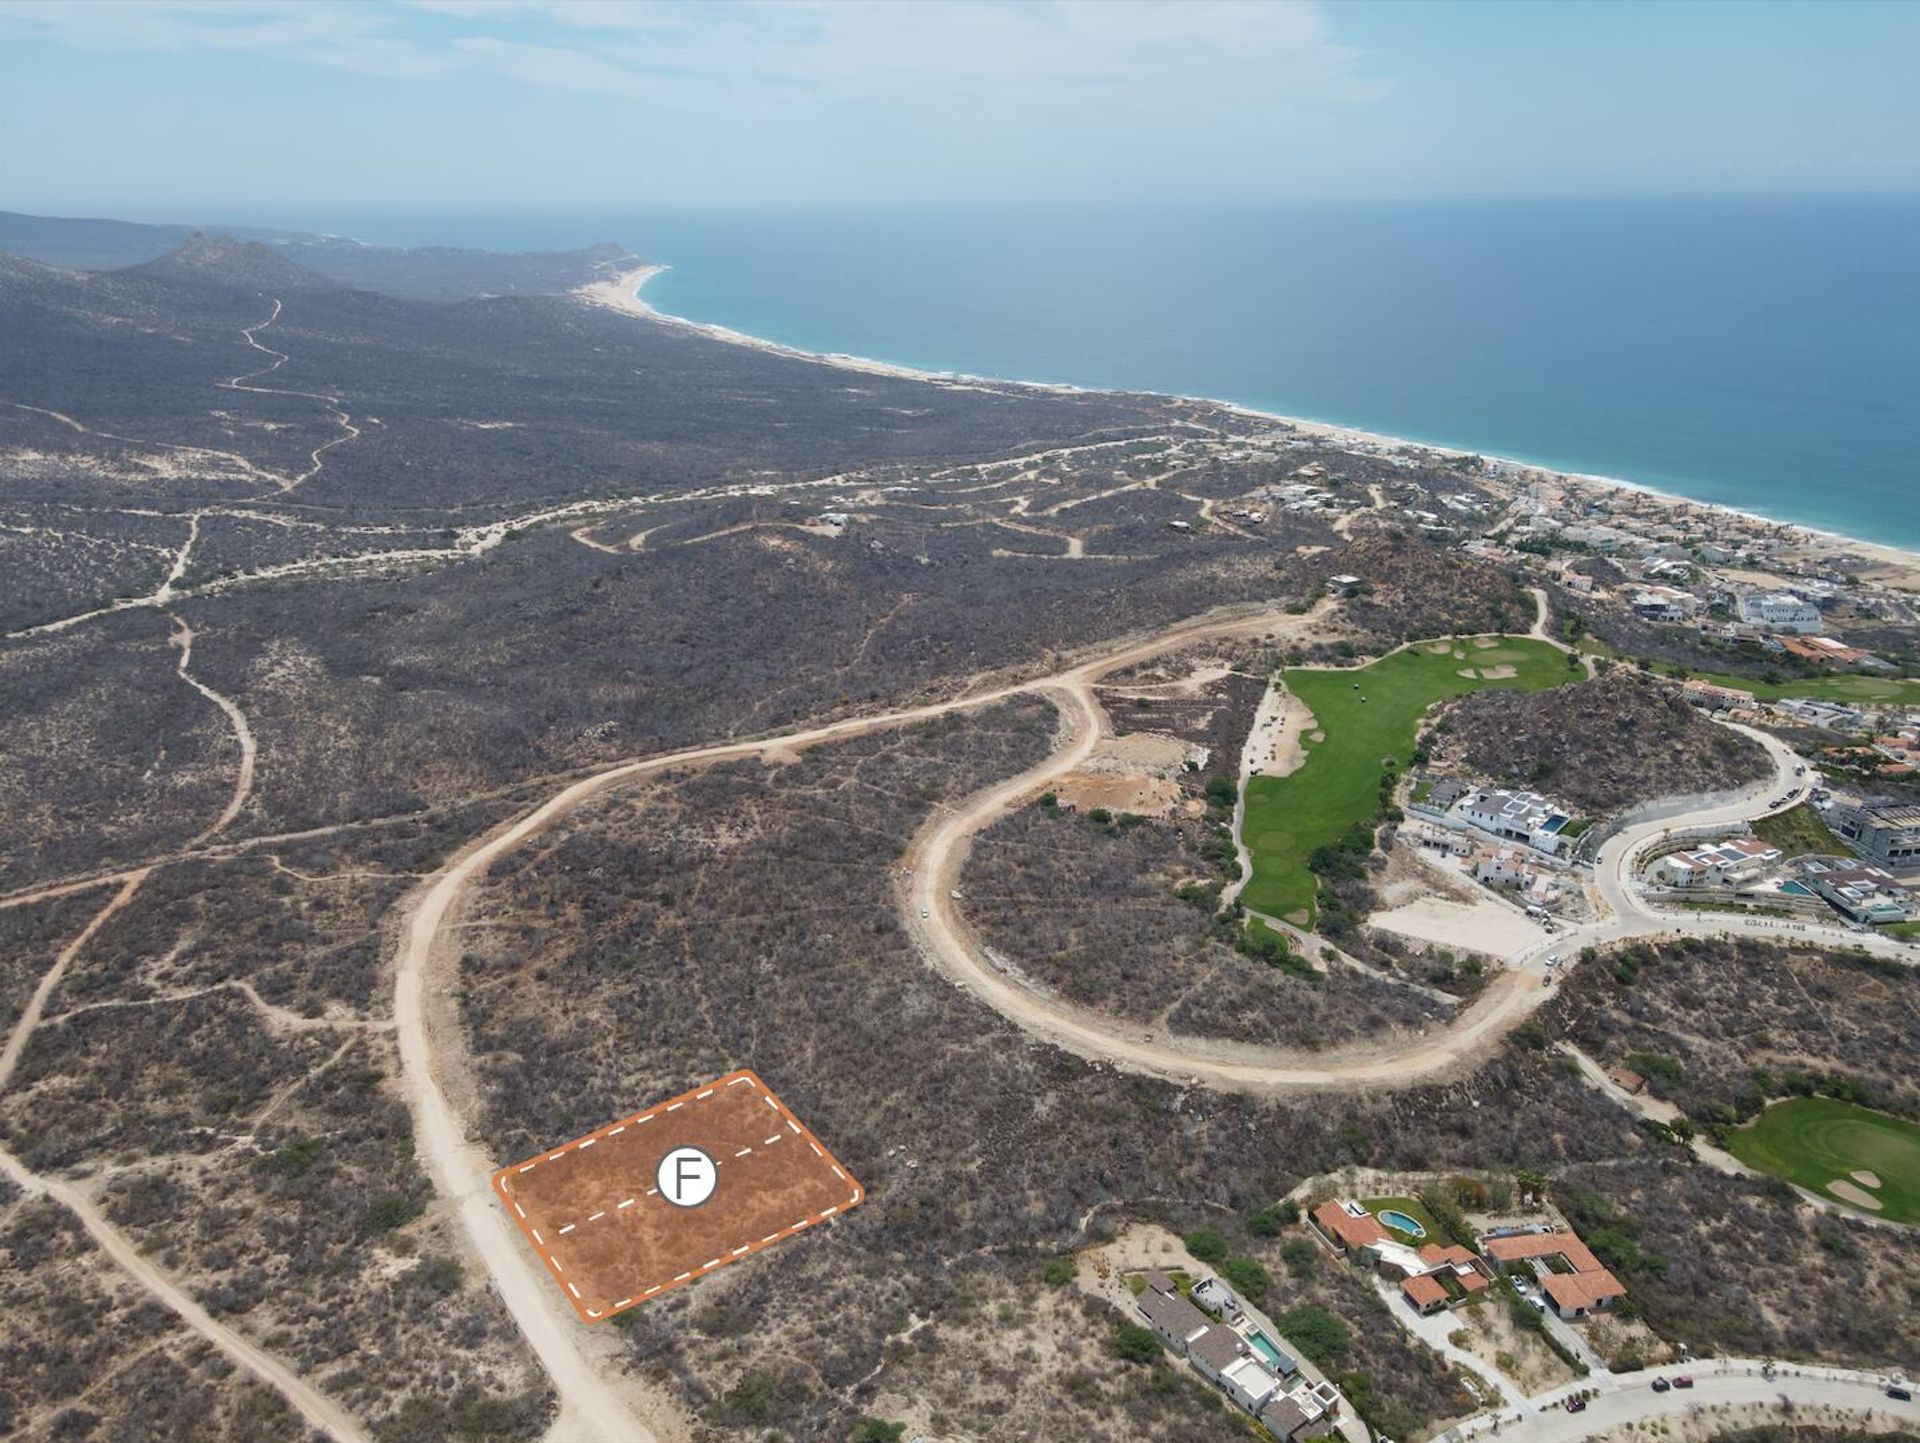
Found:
[211,196,1920,551]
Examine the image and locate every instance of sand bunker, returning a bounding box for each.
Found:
[1852,1169,1883,1188]
[1480,664,1517,679]
[1458,667,1478,678]
[1427,641,1453,654]
[1472,637,1498,649]
[1828,1179,1884,1211]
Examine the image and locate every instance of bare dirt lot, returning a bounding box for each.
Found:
[496,1070,861,1323]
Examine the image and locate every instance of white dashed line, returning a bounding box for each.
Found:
[697,1089,714,1099]
[513,1202,527,1218]
[588,1211,605,1222]
[578,1138,596,1149]
[517,1163,536,1173]
[762,1233,781,1243]
[666,1102,683,1112]
[703,1257,722,1269]
[735,1147,752,1157]
[531,1229,544,1245]
[568,1283,581,1299]
[673,1271,691,1283]
[732,1244,751,1255]
[787,1121,800,1135]
[558,1224,576,1235]
[616,1298,633,1309]
[763,1135,781,1146]
[609,1126,626,1136]
[618,1198,636,1210]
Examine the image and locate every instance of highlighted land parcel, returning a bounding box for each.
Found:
[494,1070,863,1322]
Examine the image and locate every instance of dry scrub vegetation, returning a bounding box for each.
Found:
[455,703,1646,1443]
[0,823,558,1440]
[1539,935,1920,1369]
[0,1190,316,1441]
[963,806,1447,1046]
[1430,670,1772,814]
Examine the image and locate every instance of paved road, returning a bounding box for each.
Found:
[1462,1363,1918,1443]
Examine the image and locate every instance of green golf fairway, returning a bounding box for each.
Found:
[1240,637,1569,924]
[1688,672,1920,705]
[1725,1097,1920,1224]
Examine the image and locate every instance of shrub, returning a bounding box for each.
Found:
[1114,1323,1163,1363]
[1276,1306,1351,1366]
[360,1195,424,1234]
[1184,1230,1228,1264]
[851,1421,906,1443]
[1042,1256,1077,1287]
[1220,1257,1270,1302]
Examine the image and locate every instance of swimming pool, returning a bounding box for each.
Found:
[1248,1330,1289,1370]
[1377,1208,1428,1239]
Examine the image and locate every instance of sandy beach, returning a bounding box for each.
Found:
[577,265,1920,588]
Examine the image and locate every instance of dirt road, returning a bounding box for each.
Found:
[0,1144,370,1441]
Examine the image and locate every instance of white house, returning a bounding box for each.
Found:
[1650,836,1783,888]
[1459,788,1574,855]
[1187,1326,1283,1413]
[1738,591,1823,634]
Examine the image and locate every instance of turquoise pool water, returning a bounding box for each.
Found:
[1248,1331,1288,1370]
[1378,1209,1428,1239]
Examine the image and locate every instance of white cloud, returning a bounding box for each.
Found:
[0,0,1387,109]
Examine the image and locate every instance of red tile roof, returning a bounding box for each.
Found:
[1483,1230,1603,1273]
[1418,1243,1477,1268]
[1401,1274,1449,1309]
[1312,1201,1387,1251]
[1543,1269,1626,1311]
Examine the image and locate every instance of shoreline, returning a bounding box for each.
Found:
[576,265,1920,579]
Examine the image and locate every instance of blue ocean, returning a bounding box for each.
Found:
[237,198,1920,550]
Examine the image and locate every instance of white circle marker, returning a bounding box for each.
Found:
[656,1146,718,1208]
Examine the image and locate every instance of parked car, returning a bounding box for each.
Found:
[1673,1376,1694,1389]
[1566,1398,1587,1413]
[1889,1385,1913,1402]
[1651,1378,1672,1393]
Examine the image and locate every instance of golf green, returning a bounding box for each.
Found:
[1239,637,1569,923]
[1725,1097,1920,1224]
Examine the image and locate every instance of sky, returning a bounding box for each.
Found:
[1,0,1917,214]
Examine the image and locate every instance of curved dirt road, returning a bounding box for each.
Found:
[389,600,1331,1436]
[0,1147,372,1443]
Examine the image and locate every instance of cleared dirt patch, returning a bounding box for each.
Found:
[495,1070,862,1322]
[1052,770,1180,816]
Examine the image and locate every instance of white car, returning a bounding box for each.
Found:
[920,907,930,918]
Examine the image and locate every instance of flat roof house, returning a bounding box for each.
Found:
[1650,836,1782,888]
[1188,1325,1283,1413]
[1459,787,1574,856]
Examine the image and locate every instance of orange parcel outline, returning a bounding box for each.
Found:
[492,1068,864,1322]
